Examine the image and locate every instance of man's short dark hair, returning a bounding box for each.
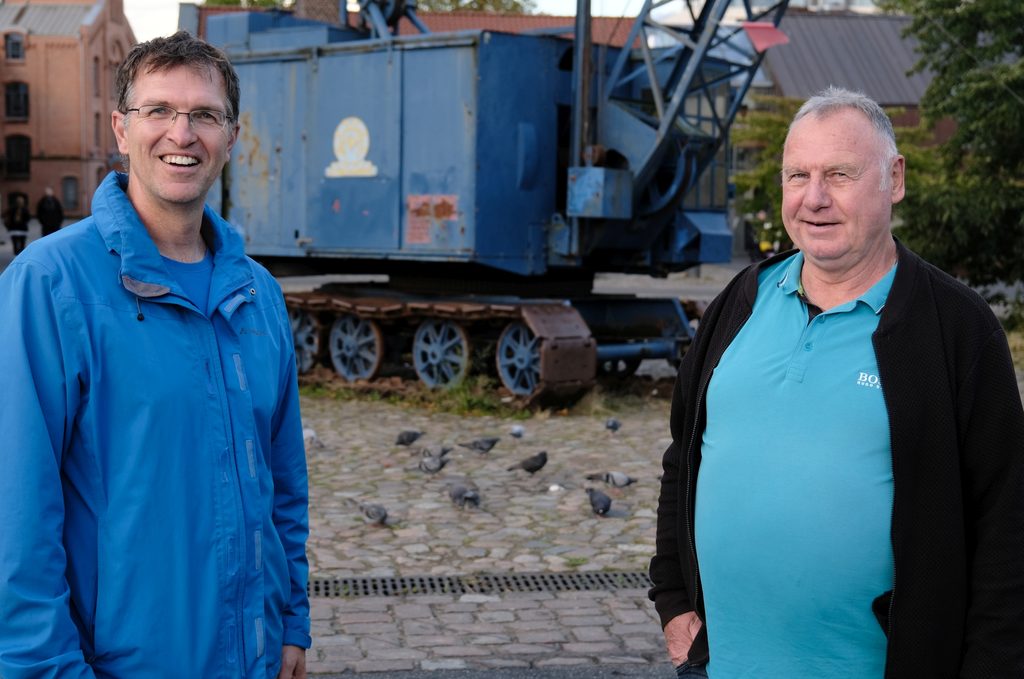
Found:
[115,31,240,121]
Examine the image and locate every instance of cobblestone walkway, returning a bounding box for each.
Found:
[309,591,672,674]
[301,395,674,674]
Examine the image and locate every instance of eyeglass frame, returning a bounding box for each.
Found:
[123,104,235,131]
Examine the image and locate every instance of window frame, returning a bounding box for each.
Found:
[5,134,31,178]
[4,33,25,61]
[5,81,29,120]
[61,175,80,211]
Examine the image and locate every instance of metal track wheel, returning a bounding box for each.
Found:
[496,321,541,397]
[289,307,322,374]
[412,319,470,389]
[328,313,383,381]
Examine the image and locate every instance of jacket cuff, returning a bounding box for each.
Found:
[653,589,694,629]
[283,615,312,649]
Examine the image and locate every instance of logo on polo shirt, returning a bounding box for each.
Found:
[857,372,881,389]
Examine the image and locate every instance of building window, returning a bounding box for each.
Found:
[93,56,101,97]
[94,112,101,147]
[5,82,28,119]
[62,176,80,211]
[5,33,24,61]
[5,135,31,177]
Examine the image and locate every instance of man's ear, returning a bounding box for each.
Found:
[112,110,129,156]
[225,122,239,157]
[890,154,906,205]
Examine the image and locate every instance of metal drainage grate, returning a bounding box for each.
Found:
[308,570,652,598]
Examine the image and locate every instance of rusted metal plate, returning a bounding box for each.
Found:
[520,304,593,340]
[521,305,596,390]
[537,336,597,390]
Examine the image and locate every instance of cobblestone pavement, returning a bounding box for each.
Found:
[300,394,675,674]
[300,364,1024,675]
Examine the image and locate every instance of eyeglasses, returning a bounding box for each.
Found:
[125,105,232,130]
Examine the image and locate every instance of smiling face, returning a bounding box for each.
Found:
[781,107,905,279]
[112,64,238,222]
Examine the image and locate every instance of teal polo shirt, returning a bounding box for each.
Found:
[695,253,897,678]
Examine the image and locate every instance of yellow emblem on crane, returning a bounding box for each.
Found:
[325,116,378,177]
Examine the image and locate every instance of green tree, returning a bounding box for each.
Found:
[879,0,1024,290]
[731,94,801,251]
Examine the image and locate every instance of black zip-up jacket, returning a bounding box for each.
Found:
[650,243,1024,678]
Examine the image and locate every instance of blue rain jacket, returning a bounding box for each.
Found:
[0,172,311,678]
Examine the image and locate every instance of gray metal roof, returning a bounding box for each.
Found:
[0,4,95,37]
[763,12,932,106]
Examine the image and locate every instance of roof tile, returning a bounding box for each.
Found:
[763,13,931,105]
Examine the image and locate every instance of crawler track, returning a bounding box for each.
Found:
[285,290,597,400]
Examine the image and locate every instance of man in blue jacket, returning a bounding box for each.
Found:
[0,32,311,678]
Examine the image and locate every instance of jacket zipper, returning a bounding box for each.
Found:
[199,309,249,672]
[879,336,897,676]
[681,267,758,626]
[685,302,751,612]
[684,363,716,610]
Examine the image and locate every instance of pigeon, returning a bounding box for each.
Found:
[448,483,481,508]
[586,488,612,516]
[458,437,500,454]
[604,417,621,433]
[418,454,449,474]
[509,424,525,439]
[302,427,325,450]
[395,430,423,446]
[586,471,637,488]
[359,502,389,525]
[507,451,548,474]
[414,445,453,458]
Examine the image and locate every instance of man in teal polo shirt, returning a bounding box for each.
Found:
[650,87,1024,678]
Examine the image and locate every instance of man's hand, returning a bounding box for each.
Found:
[277,645,307,679]
[664,611,703,666]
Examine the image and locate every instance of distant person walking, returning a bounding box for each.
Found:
[5,193,30,255]
[36,187,64,237]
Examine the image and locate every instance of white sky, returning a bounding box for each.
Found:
[123,0,648,42]
[124,0,184,41]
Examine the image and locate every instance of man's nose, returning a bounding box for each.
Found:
[165,112,198,143]
[803,176,831,209]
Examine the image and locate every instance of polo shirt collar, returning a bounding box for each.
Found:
[774,251,898,315]
[776,251,805,296]
[858,262,898,314]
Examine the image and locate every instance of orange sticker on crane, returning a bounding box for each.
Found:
[406,195,458,245]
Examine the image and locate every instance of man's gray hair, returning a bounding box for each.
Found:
[789,86,899,190]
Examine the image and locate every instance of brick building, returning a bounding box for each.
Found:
[181,2,640,48]
[0,0,135,219]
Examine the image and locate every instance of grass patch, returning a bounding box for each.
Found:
[298,366,676,416]
[565,556,589,569]
[299,368,530,418]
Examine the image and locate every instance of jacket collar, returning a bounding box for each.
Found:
[742,240,920,325]
[92,172,253,309]
[876,239,922,335]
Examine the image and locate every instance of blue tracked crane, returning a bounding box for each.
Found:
[208,0,788,400]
